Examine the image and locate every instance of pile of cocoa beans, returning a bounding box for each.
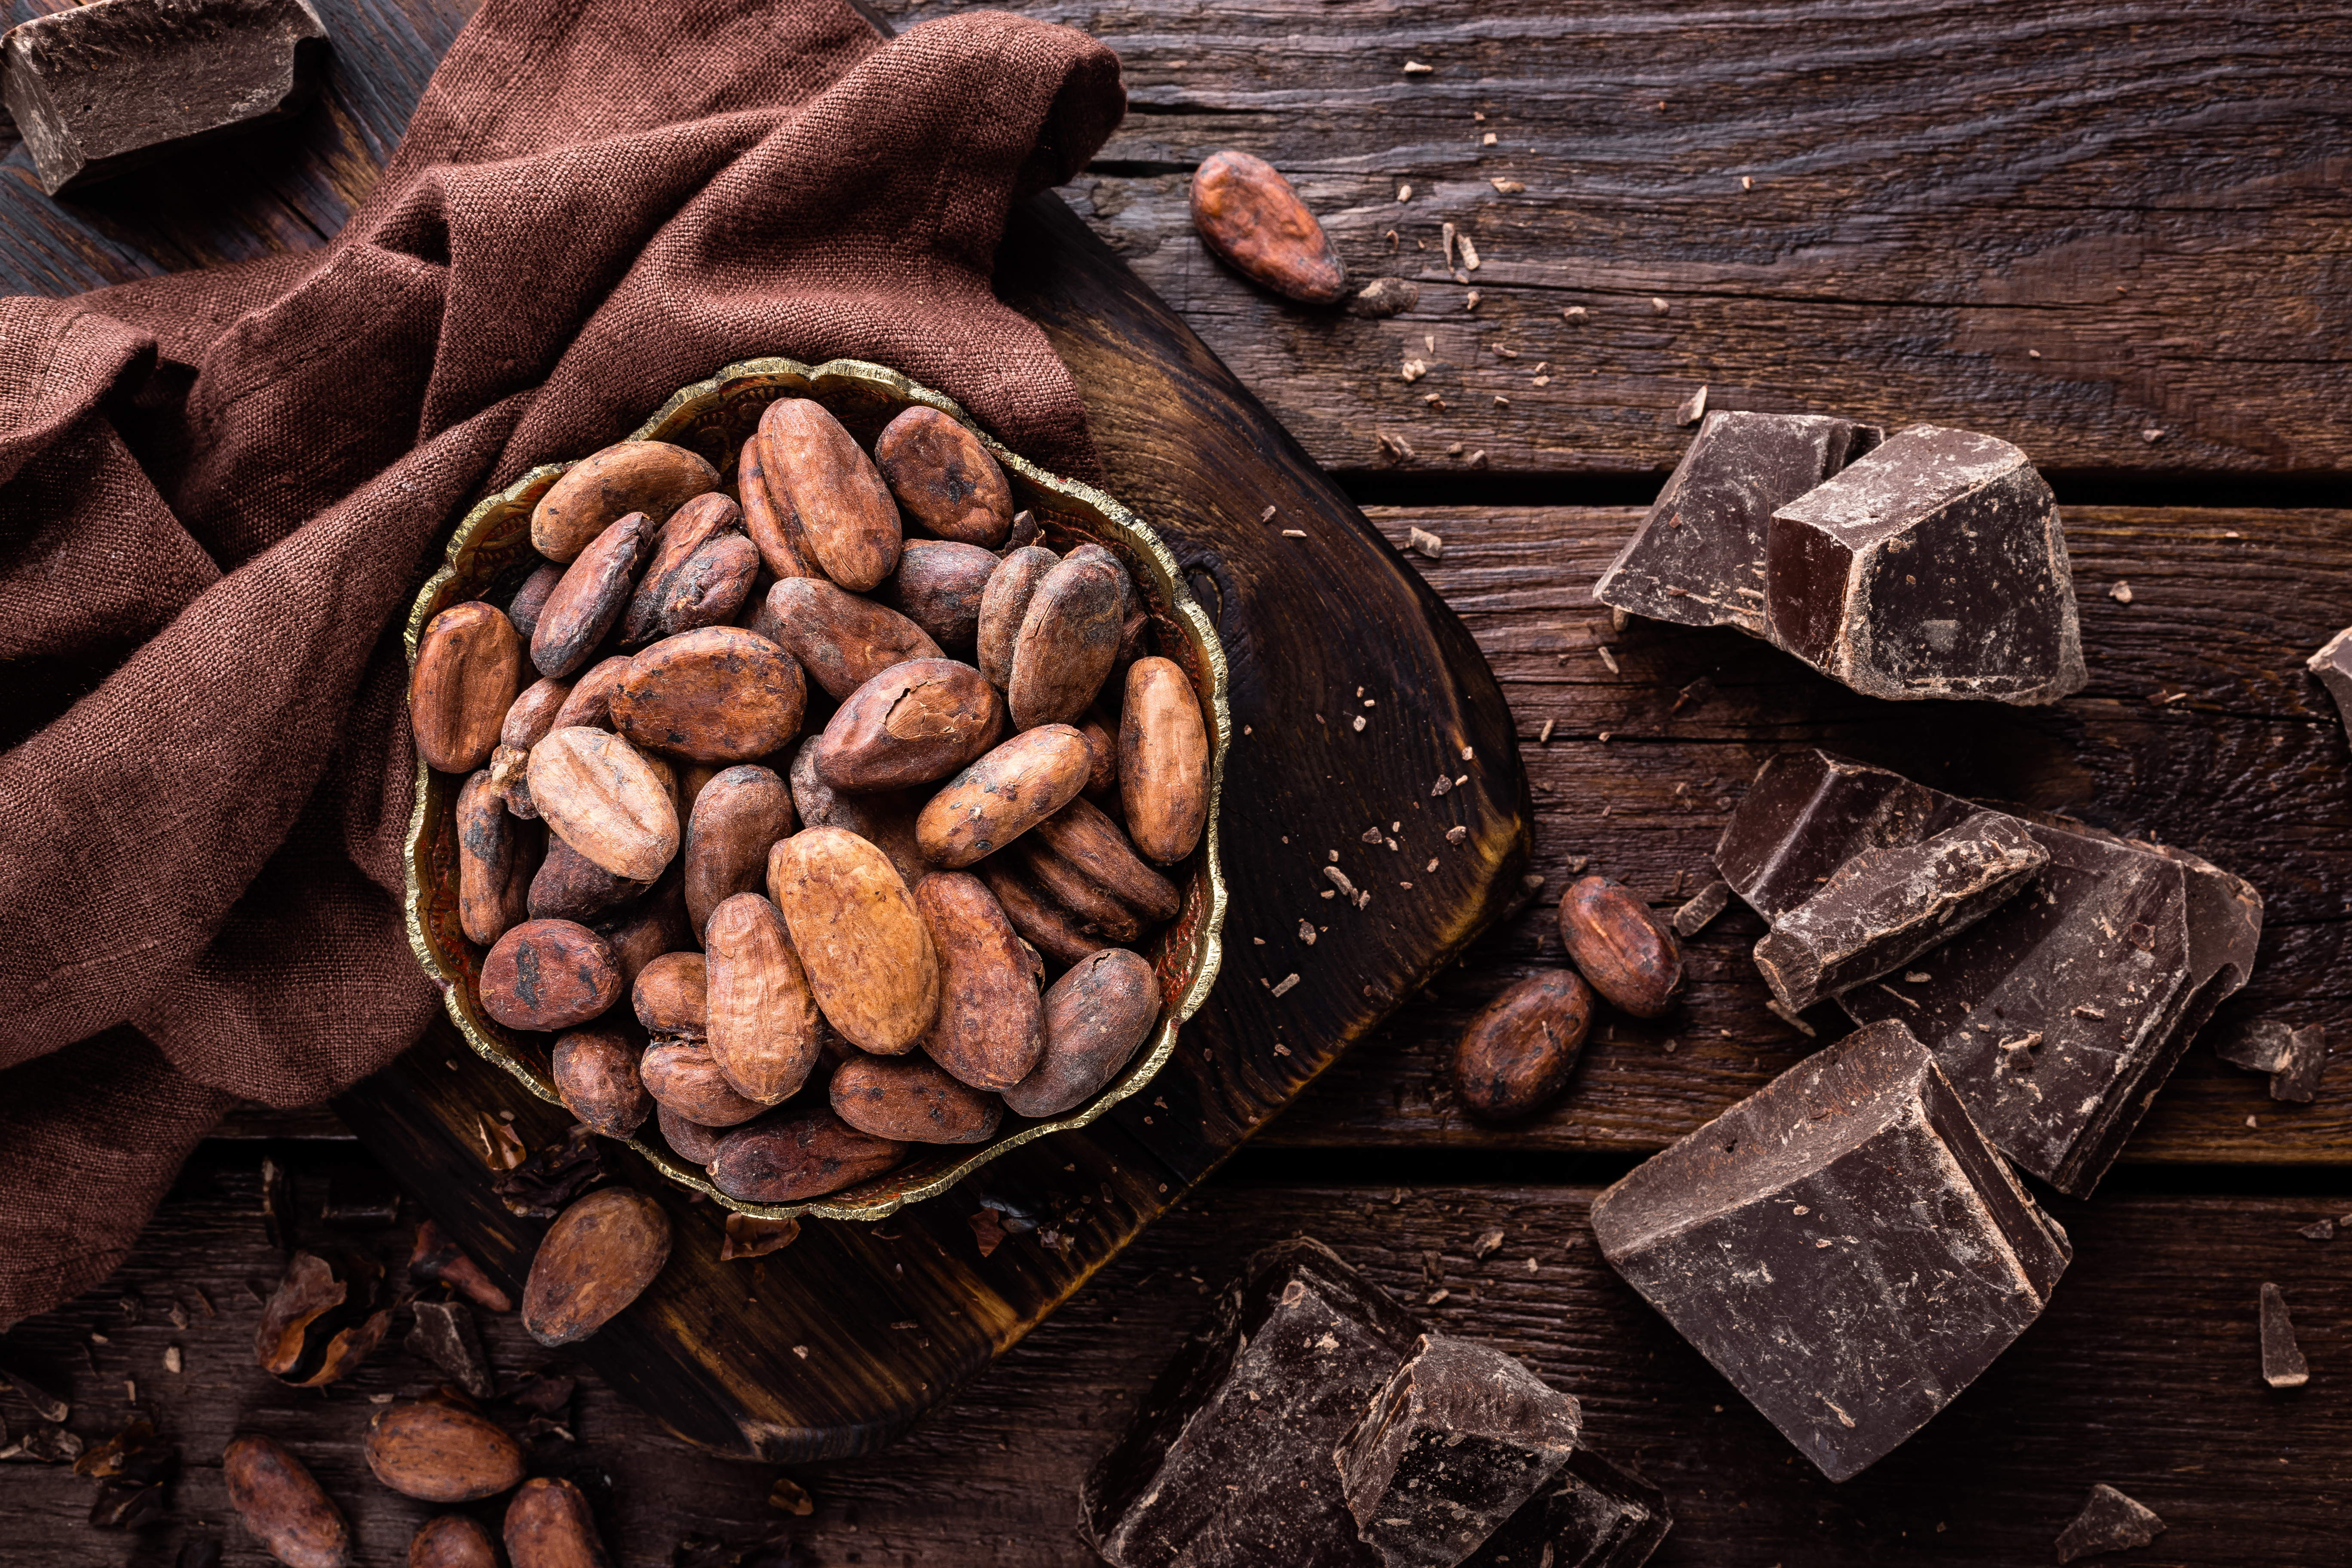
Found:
[410,395,1211,1207]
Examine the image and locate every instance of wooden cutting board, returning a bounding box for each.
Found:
[333,191,1533,1462]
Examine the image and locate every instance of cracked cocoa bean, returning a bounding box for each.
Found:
[620,491,743,646]
[976,545,1058,688]
[812,657,1001,791]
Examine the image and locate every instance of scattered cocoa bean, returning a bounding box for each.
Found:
[1449,969,1596,1119]
[756,398,901,591]
[410,1513,502,1568]
[1008,551,1124,729]
[1002,946,1163,1118]
[531,512,652,678]
[916,723,1092,869]
[681,764,796,936]
[763,576,942,699]
[224,1434,351,1568]
[768,827,941,1054]
[412,601,526,773]
[873,405,1015,546]
[1190,149,1348,304]
[832,1054,1004,1143]
[530,439,718,562]
[915,871,1046,1090]
[812,657,1002,791]
[1557,875,1684,1018]
[458,771,532,946]
[505,1474,615,1568]
[607,625,806,764]
[527,835,650,925]
[508,563,564,639]
[479,919,623,1032]
[551,1028,654,1137]
[1119,656,1211,864]
[879,539,1000,650]
[521,1186,673,1347]
[637,1042,769,1127]
[704,892,824,1105]
[707,1110,907,1202]
[631,950,707,1039]
[976,544,1058,688]
[527,727,680,882]
[362,1398,524,1503]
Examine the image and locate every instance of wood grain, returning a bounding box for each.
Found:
[1,1149,2343,1566]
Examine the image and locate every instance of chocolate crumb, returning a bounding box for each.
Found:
[2056,1484,2165,1562]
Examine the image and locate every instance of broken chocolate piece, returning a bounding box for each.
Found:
[1718,750,2263,1196]
[2305,626,2352,741]
[1460,1447,1672,1568]
[0,0,332,196]
[1591,1019,2071,1482]
[2271,1024,2328,1104]
[1081,1238,1422,1567]
[2055,1483,2164,1563]
[1335,1334,1581,1568]
[1765,425,2088,704]
[1669,879,1731,939]
[2216,1019,2295,1075]
[1751,812,2046,1013]
[1595,411,1880,638]
[407,1298,495,1399]
[2260,1282,2309,1389]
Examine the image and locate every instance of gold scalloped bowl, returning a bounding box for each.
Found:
[402,357,1228,1222]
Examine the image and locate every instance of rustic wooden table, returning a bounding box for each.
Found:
[3,1,2346,1564]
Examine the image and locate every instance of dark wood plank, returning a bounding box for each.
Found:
[1261,504,2352,1165]
[3,1148,2344,1565]
[333,187,1532,1464]
[866,0,2352,481]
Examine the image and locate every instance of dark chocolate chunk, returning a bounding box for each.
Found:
[1595,411,1880,637]
[2055,1483,2164,1563]
[2215,1019,2296,1074]
[2306,626,2352,741]
[2260,1282,2309,1389]
[1335,1334,1582,1568]
[1669,879,1731,939]
[1751,811,2046,1013]
[0,0,331,196]
[1460,1448,1672,1568]
[1590,1019,2071,1482]
[1765,425,2088,704]
[1718,749,2262,1197]
[407,1297,496,1399]
[2271,1024,2328,1104]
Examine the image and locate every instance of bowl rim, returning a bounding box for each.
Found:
[400,354,1230,1221]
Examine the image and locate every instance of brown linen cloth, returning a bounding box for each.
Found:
[0,0,1124,1326]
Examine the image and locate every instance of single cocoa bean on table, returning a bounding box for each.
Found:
[880,539,1000,651]
[915,871,1045,1091]
[767,827,940,1054]
[223,1433,351,1568]
[812,657,1001,791]
[704,892,824,1105]
[531,511,651,678]
[637,1041,768,1127]
[1008,551,1124,729]
[1119,656,1211,865]
[976,544,1059,688]
[521,1186,672,1347]
[411,1512,502,1568]
[682,763,796,936]
[620,490,743,645]
[1557,874,1684,1018]
[552,1027,653,1137]
[707,1109,907,1203]
[607,625,806,764]
[530,439,717,563]
[763,576,942,699]
[915,723,1093,868]
[631,950,707,1039]
[756,398,902,591]
[527,834,649,925]
[1449,968,1596,1119]
[458,770,532,947]
[412,600,525,773]
[479,919,622,1032]
[527,726,680,882]
[1190,148,1349,305]
[508,562,564,639]
[505,1473,615,1568]
[874,404,1015,546]
[1002,946,1164,1118]
[831,1053,1004,1144]
[362,1397,525,1503]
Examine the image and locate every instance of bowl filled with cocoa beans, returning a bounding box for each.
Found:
[402,356,1227,1220]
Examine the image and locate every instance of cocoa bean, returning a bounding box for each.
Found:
[980,859,1109,968]
[1017,838,1142,942]
[521,1186,672,1347]
[756,398,900,591]
[527,727,679,882]
[502,677,572,752]
[488,744,537,818]
[505,1474,615,1568]
[915,872,1045,1090]
[1557,875,1684,1018]
[551,655,631,731]
[508,562,564,640]
[480,920,622,1032]
[362,1398,524,1503]
[412,601,526,773]
[763,576,941,700]
[704,892,824,1104]
[620,491,741,644]
[1030,796,1182,922]
[625,531,757,649]
[1076,710,1118,795]
[683,764,796,937]
[1190,149,1348,305]
[223,1433,351,1568]
[631,950,707,1039]
[1449,969,1595,1120]
[1002,946,1163,1118]
[656,1103,725,1166]
[811,658,1001,791]
[458,770,533,947]
[411,1513,501,1568]
[832,1054,1003,1143]
[767,827,940,1054]
[1007,552,1123,729]
[872,405,1014,545]
[531,512,650,678]
[879,539,999,651]
[706,1110,906,1202]
[975,544,1058,688]
[531,440,718,563]
[736,430,818,582]
[527,835,649,925]
[915,724,1092,868]
[1118,656,1211,865]
[552,1027,653,1137]
[607,625,805,764]
[787,738,931,890]
[590,867,689,992]
[637,1041,768,1126]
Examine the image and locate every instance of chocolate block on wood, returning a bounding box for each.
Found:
[1590,1019,2072,1482]
[1,0,331,196]
[1718,749,2262,1196]
[1460,1448,1672,1568]
[1765,425,2087,704]
[1752,810,2046,1013]
[1081,1237,1423,1568]
[1335,1333,1582,1568]
[1594,411,1881,637]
